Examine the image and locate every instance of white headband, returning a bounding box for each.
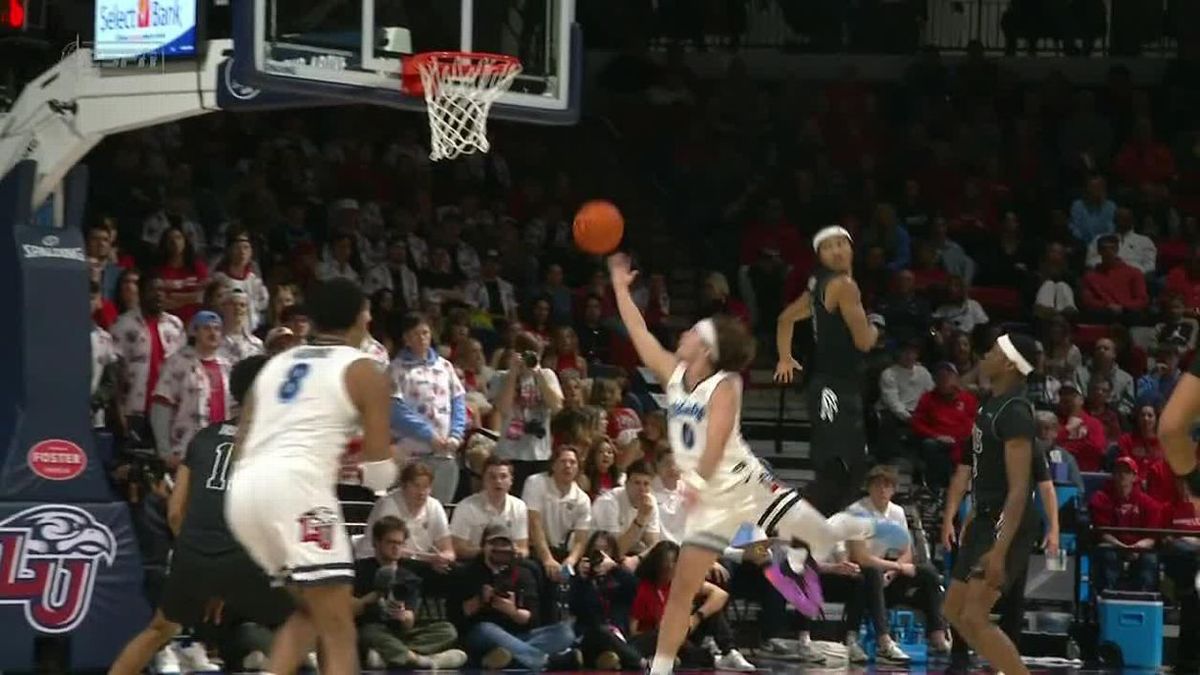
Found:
[813,225,853,252]
[694,318,720,360]
[997,334,1034,375]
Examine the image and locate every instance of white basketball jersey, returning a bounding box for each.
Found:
[238,344,366,482]
[665,364,764,495]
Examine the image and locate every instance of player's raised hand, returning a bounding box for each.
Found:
[607,253,638,289]
[774,356,802,383]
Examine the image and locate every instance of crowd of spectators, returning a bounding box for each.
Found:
[75,31,1200,671]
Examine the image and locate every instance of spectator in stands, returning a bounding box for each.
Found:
[1027,342,1063,411]
[113,272,186,434]
[1155,294,1199,353]
[534,263,573,326]
[421,246,469,307]
[216,288,264,363]
[450,457,530,560]
[1042,316,1083,378]
[851,466,952,660]
[143,191,206,259]
[489,331,564,492]
[1075,338,1136,417]
[358,464,456,595]
[593,378,642,466]
[263,283,298,335]
[1081,234,1149,324]
[1161,482,1200,671]
[1055,382,1109,471]
[390,312,467,503]
[569,531,643,670]
[1033,242,1080,320]
[279,304,311,342]
[1085,207,1156,275]
[651,449,686,544]
[701,272,750,325]
[150,311,229,468]
[316,231,364,284]
[877,270,932,345]
[363,236,421,311]
[1163,243,1200,312]
[592,460,661,568]
[543,326,588,380]
[976,211,1036,288]
[909,240,950,294]
[859,203,911,272]
[467,250,519,324]
[928,217,976,285]
[876,340,934,462]
[264,326,300,355]
[577,295,613,364]
[932,276,989,334]
[1136,344,1185,408]
[353,517,466,670]
[630,541,753,670]
[211,229,270,332]
[945,331,981,393]
[90,282,119,428]
[1084,379,1124,443]
[457,524,579,671]
[1113,117,1177,189]
[155,226,209,325]
[523,446,593,583]
[1088,457,1162,592]
[525,298,555,344]
[911,362,978,489]
[1035,412,1084,493]
[87,224,124,300]
[1060,91,1114,176]
[1118,404,1179,504]
[582,435,625,498]
[116,268,141,315]
[1069,175,1117,243]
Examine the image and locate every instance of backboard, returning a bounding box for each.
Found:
[231,0,579,125]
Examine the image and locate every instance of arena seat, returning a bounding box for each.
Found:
[970,286,1024,321]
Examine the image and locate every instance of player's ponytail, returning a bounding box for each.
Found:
[711,314,756,372]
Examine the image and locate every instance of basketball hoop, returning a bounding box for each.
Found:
[402,51,522,162]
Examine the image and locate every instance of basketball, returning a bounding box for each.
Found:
[573,199,624,255]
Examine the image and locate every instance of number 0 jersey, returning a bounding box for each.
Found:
[238,344,367,484]
[666,363,766,497]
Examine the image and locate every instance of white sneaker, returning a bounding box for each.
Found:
[241,650,267,671]
[364,649,386,669]
[154,645,182,675]
[427,649,468,670]
[177,642,221,672]
[877,640,912,664]
[305,652,319,669]
[845,639,869,664]
[795,640,829,664]
[714,648,756,671]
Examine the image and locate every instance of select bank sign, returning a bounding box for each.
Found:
[94,0,196,62]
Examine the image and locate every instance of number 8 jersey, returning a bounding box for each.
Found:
[666,363,765,497]
[238,345,369,482]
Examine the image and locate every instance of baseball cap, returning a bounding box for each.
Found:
[607,408,644,445]
[1059,381,1081,395]
[933,361,958,375]
[1114,456,1139,475]
[265,326,295,346]
[190,310,223,331]
[483,523,513,543]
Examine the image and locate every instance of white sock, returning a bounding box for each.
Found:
[798,631,811,645]
[827,512,874,541]
[649,654,675,674]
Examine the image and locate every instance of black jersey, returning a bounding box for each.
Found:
[176,419,240,556]
[967,388,1038,516]
[809,268,864,383]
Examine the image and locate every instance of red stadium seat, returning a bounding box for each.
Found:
[969,286,1023,321]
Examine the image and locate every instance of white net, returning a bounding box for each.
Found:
[413,52,522,162]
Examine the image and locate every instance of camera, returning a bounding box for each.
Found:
[521,350,540,368]
[114,442,168,502]
[373,565,411,605]
[523,419,547,439]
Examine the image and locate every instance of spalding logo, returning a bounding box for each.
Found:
[0,505,117,632]
[27,439,88,481]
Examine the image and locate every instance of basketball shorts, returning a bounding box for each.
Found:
[682,473,821,554]
[225,465,355,587]
[950,512,1039,594]
[160,545,293,627]
[806,378,869,517]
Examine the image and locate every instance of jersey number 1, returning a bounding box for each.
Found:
[278,363,311,402]
[206,442,234,490]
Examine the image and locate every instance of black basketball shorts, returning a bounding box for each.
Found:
[806,378,869,517]
[950,513,1039,594]
[160,546,293,628]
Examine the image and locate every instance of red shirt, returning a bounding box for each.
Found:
[1164,500,1200,533]
[1088,483,1162,545]
[631,580,670,628]
[912,388,978,464]
[1081,261,1148,312]
[1117,433,1179,504]
[1165,265,1200,311]
[1056,412,1108,471]
[93,300,118,329]
[738,221,806,266]
[201,358,226,423]
[145,317,165,413]
[1113,140,1176,187]
[157,261,209,324]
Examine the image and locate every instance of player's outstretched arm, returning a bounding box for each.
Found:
[348,358,400,465]
[831,276,879,352]
[1159,371,1200,478]
[608,253,678,383]
[774,293,811,383]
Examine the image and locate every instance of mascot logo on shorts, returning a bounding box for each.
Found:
[298,507,340,551]
[0,505,118,633]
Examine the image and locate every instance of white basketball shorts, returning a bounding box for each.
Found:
[225,462,354,586]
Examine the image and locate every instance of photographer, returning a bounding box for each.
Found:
[489,331,564,493]
[569,531,643,671]
[457,524,579,671]
[352,517,466,670]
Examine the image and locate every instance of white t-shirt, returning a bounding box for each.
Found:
[652,478,687,544]
[521,473,593,551]
[355,491,451,559]
[487,368,562,461]
[449,492,530,547]
[845,497,911,559]
[592,486,661,553]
